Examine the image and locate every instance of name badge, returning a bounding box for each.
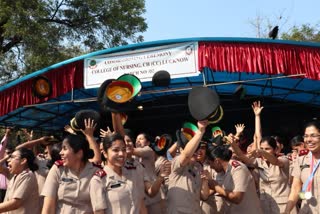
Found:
[61,177,74,183]
[110,183,121,188]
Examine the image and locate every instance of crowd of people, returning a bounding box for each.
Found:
[0,101,319,214]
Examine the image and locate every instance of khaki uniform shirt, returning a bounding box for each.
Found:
[34,156,49,195]
[292,151,320,214]
[34,156,49,208]
[255,157,292,213]
[4,170,40,214]
[219,160,262,214]
[155,155,169,198]
[136,146,162,206]
[41,161,99,214]
[200,162,218,214]
[125,158,147,208]
[167,156,203,214]
[90,165,147,214]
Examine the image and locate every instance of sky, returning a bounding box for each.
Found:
[142,0,320,42]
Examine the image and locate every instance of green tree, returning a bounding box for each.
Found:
[281,24,320,42]
[0,0,147,85]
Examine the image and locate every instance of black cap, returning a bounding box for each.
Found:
[152,70,171,87]
[152,134,172,156]
[176,129,189,149]
[97,79,137,113]
[70,117,80,132]
[74,109,101,130]
[208,106,224,124]
[188,87,220,121]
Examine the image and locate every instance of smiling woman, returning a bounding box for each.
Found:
[0,148,40,213]
[286,121,320,213]
[41,119,102,214]
[90,132,170,214]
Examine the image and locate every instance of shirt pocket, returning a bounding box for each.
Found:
[58,178,77,201]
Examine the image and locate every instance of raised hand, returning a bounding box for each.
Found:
[64,125,76,135]
[201,169,210,181]
[197,120,209,133]
[159,161,171,178]
[22,128,33,140]
[81,118,97,137]
[224,133,236,144]
[251,101,264,116]
[235,124,245,136]
[5,127,11,135]
[100,126,113,138]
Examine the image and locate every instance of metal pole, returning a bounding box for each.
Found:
[23,73,305,107]
[141,73,305,95]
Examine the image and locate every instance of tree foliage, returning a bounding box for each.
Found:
[0,0,147,85]
[281,24,320,42]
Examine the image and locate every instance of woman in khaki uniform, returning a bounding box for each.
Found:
[207,145,263,214]
[232,101,295,213]
[167,120,210,214]
[90,133,170,214]
[196,141,218,214]
[41,122,101,214]
[0,148,40,213]
[285,121,320,213]
[124,129,147,213]
[133,132,163,213]
[252,136,296,214]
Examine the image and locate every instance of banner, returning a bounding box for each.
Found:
[84,42,199,88]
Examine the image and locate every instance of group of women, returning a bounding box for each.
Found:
[0,101,319,214]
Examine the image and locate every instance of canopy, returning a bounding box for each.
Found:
[0,37,319,134]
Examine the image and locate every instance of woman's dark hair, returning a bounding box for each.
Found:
[290,135,304,147]
[124,129,135,143]
[5,144,14,154]
[305,120,320,132]
[16,148,38,172]
[272,135,285,146]
[47,143,62,169]
[102,133,125,151]
[261,136,277,150]
[138,132,153,144]
[208,145,232,161]
[64,135,94,162]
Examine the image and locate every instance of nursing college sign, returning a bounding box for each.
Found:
[84,42,199,89]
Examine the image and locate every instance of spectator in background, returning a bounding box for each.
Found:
[0,147,40,213]
[290,135,305,161]
[0,128,10,202]
[273,135,287,155]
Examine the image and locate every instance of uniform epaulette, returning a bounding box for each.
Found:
[299,149,309,156]
[231,160,241,168]
[92,162,103,169]
[94,169,107,178]
[54,160,64,167]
